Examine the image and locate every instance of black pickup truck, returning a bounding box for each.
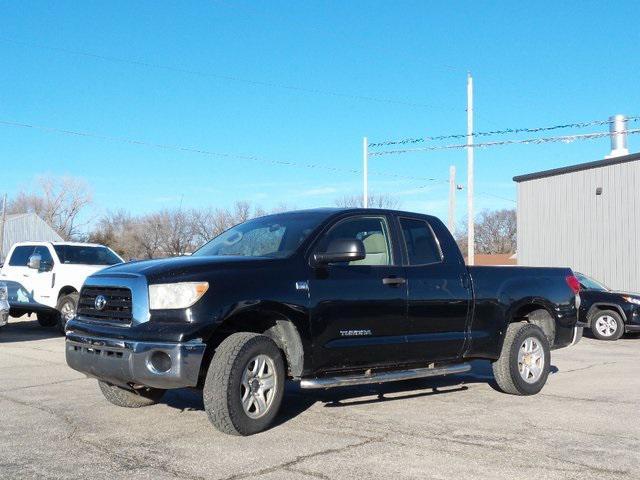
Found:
[66,208,583,435]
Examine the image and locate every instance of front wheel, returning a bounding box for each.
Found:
[492,323,551,395]
[98,381,166,408]
[590,310,624,341]
[203,333,285,436]
[57,293,79,334]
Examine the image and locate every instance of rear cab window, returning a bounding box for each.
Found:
[399,218,443,266]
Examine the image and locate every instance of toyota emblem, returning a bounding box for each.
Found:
[94,295,107,311]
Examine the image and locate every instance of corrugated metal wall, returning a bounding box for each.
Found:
[1,213,63,261]
[517,159,640,292]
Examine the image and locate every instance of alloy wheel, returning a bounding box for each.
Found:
[517,337,545,384]
[240,354,277,419]
[595,315,618,337]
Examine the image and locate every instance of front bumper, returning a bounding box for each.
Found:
[65,332,206,389]
[625,309,640,333]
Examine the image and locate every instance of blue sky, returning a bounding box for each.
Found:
[2,1,639,228]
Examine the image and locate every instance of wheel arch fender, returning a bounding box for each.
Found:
[498,298,558,352]
[586,303,626,326]
[205,300,309,379]
[57,285,79,300]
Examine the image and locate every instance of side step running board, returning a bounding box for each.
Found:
[299,363,471,389]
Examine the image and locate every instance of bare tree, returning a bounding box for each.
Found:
[334,193,401,209]
[456,209,517,255]
[9,176,93,239]
[190,201,267,247]
[91,201,271,259]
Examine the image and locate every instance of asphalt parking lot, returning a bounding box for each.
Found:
[1,317,638,480]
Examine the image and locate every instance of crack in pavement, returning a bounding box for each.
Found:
[220,436,385,480]
[560,361,617,374]
[0,391,206,480]
[545,454,630,477]
[0,376,87,393]
[525,421,640,443]
[538,392,637,406]
[285,466,332,480]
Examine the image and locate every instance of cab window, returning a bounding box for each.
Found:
[33,246,54,268]
[318,216,392,266]
[8,246,35,266]
[400,218,443,265]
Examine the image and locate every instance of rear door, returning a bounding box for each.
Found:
[308,214,410,372]
[399,216,471,362]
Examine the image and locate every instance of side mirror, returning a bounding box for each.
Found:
[314,238,366,265]
[39,260,53,272]
[27,254,42,270]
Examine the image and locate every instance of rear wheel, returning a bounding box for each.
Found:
[492,323,551,395]
[98,381,166,408]
[56,293,79,334]
[203,332,285,436]
[590,310,624,341]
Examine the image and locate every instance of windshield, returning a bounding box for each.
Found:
[53,245,123,266]
[193,212,326,258]
[576,273,608,291]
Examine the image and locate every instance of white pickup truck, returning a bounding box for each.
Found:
[0,242,123,333]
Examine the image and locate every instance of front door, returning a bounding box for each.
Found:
[1,245,37,308]
[399,217,471,362]
[308,215,409,372]
[29,245,56,308]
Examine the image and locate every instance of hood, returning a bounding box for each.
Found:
[611,291,640,300]
[583,289,640,301]
[93,255,279,280]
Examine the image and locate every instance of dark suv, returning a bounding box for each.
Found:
[576,272,640,340]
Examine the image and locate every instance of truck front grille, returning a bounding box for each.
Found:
[77,286,133,324]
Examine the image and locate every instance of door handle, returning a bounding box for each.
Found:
[382,277,406,286]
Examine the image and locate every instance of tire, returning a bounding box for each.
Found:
[98,380,166,408]
[492,323,551,395]
[37,311,58,327]
[203,332,285,436]
[56,292,79,334]
[590,310,624,341]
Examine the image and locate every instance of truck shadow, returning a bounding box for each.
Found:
[162,360,560,428]
[0,317,62,343]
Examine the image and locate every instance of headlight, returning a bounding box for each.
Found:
[148,282,209,310]
[622,296,640,306]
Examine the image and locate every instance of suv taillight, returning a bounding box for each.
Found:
[565,275,581,295]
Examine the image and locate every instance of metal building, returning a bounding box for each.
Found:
[0,213,63,262]
[514,151,640,292]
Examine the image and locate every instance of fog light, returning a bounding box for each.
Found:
[148,351,172,373]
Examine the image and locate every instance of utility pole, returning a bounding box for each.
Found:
[448,165,456,236]
[466,72,475,265]
[362,136,369,208]
[0,193,7,262]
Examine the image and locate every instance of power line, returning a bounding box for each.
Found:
[0,119,441,183]
[0,37,443,110]
[477,192,516,204]
[369,129,640,157]
[369,116,640,147]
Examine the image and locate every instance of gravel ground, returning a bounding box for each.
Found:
[1,316,638,479]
